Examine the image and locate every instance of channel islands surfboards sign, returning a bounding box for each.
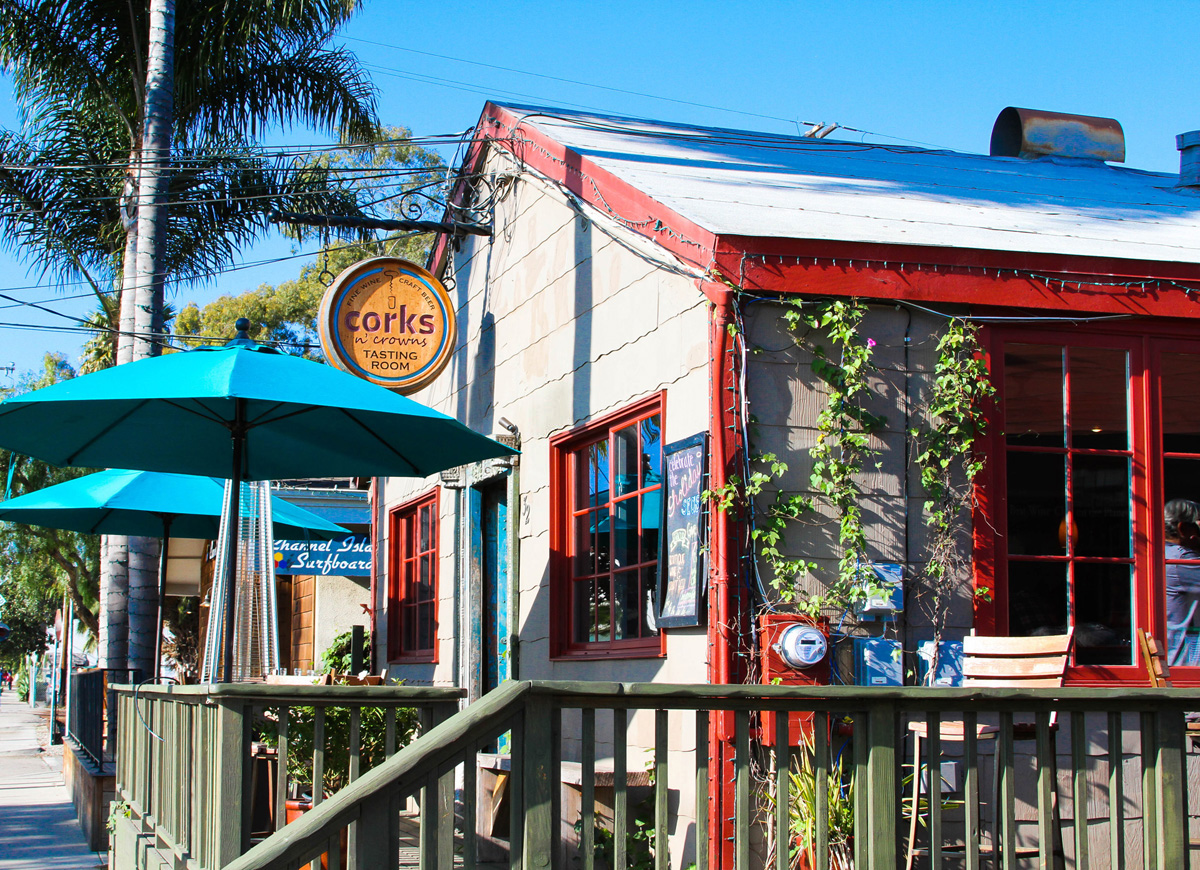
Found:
[318,257,457,393]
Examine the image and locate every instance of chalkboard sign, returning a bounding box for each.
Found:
[657,433,707,628]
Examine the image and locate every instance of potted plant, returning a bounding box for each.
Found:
[765,729,854,870]
[259,631,421,867]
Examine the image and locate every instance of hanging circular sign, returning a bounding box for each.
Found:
[317,257,457,393]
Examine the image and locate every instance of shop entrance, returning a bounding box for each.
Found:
[471,479,510,696]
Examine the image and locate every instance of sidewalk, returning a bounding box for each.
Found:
[0,688,106,869]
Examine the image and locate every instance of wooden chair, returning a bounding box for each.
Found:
[1137,628,1171,687]
[905,630,1073,870]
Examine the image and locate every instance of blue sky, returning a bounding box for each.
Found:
[2,0,1199,377]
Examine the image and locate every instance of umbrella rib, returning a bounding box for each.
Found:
[337,408,421,474]
[244,402,310,428]
[63,399,154,465]
[60,399,232,466]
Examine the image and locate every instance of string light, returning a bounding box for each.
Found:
[732,252,1200,298]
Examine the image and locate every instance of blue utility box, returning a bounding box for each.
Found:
[916,640,964,686]
[851,637,903,686]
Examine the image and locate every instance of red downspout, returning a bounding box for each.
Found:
[703,280,736,869]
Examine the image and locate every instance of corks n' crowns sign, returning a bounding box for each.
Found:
[318,257,456,393]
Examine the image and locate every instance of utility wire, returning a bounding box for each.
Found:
[346,36,800,127]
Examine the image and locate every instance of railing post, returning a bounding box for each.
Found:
[522,691,557,870]
[1154,708,1186,870]
[865,699,898,869]
[212,698,252,867]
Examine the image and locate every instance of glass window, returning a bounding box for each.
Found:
[553,398,664,656]
[388,490,439,661]
[999,340,1135,668]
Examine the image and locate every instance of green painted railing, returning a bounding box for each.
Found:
[115,681,1200,870]
[111,682,462,870]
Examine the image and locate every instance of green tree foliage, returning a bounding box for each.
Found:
[174,126,448,356]
[0,573,57,669]
[0,355,100,656]
[0,0,380,352]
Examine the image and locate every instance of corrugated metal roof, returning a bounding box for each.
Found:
[494,104,1200,264]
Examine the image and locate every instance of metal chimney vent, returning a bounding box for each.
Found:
[990,107,1125,162]
[1177,131,1200,187]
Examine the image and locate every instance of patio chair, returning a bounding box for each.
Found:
[904,630,1073,870]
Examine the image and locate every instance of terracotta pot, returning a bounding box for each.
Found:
[285,799,348,870]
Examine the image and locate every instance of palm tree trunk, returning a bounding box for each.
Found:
[104,154,140,670]
[99,535,128,669]
[125,0,175,677]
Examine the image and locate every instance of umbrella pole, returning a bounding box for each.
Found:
[155,515,172,683]
[222,401,246,683]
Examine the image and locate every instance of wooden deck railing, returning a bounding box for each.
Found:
[114,681,1200,870]
[111,682,463,870]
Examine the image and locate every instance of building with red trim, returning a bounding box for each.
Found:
[373,102,1200,865]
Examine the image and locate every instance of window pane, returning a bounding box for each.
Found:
[1073,455,1132,558]
[613,572,629,640]
[1005,344,1065,447]
[1006,452,1066,556]
[403,607,417,650]
[643,564,659,636]
[575,510,610,576]
[1162,353,1200,455]
[1163,457,1200,505]
[1008,561,1068,636]
[573,580,594,644]
[574,444,594,509]
[594,578,611,642]
[1069,347,1129,449]
[418,603,434,650]
[1073,563,1133,666]
[404,556,417,598]
[642,414,662,489]
[614,423,639,496]
[593,442,609,507]
[419,556,432,600]
[420,505,432,552]
[641,489,661,563]
[574,512,594,576]
[613,498,637,568]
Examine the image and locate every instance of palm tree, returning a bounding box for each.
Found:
[0,0,379,347]
[0,0,381,675]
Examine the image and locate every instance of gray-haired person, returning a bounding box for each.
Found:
[1166,499,1200,665]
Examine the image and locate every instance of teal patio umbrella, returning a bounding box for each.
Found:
[0,468,349,679]
[0,321,516,680]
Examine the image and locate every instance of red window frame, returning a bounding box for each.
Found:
[550,393,667,659]
[387,489,440,663]
[974,322,1200,685]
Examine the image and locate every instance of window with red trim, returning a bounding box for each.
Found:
[979,326,1200,682]
[552,396,664,657]
[387,490,439,662]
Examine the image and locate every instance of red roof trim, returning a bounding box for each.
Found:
[714,236,1200,319]
[432,104,1200,319]
[433,103,718,279]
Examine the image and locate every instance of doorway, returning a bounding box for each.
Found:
[471,479,510,696]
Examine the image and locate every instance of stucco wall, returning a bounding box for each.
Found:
[742,301,976,649]
[313,573,370,667]
[377,150,711,692]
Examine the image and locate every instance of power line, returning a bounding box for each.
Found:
[346,36,800,128]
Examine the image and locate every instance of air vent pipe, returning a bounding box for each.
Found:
[1177,131,1200,187]
[990,107,1124,162]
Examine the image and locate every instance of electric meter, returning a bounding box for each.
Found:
[773,624,827,669]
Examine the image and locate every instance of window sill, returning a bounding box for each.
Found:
[552,639,666,661]
[388,653,438,665]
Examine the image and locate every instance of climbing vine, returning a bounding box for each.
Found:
[711,298,887,616]
[708,298,993,628]
[911,319,994,642]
